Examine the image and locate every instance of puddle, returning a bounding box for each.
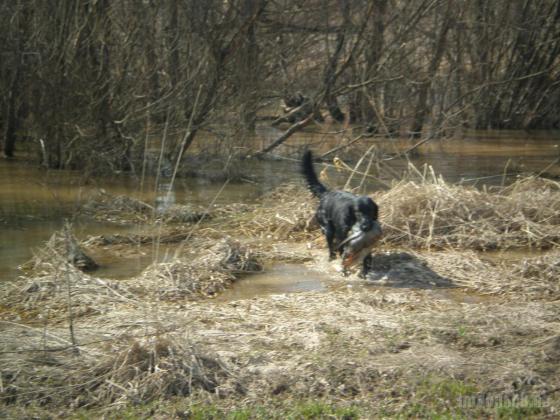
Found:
[216,255,494,304]
[216,263,329,301]
[91,244,175,280]
[0,219,141,281]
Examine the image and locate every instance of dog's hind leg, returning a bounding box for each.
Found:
[325,222,337,260]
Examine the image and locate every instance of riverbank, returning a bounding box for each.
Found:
[1,176,559,418]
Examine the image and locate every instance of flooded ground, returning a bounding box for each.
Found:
[0,159,259,282]
[256,126,560,184]
[1,129,559,283]
[2,146,559,418]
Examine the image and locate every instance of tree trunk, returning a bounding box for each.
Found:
[143,1,160,106]
[323,31,346,122]
[361,0,387,125]
[410,0,452,138]
[239,0,259,132]
[3,67,20,158]
[322,0,350,123]
[168,0,180,90]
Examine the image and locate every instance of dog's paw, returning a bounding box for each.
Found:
[333,263,345,273]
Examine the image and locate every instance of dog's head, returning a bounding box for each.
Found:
[354,196,378,231]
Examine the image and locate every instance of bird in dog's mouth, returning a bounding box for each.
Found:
[339,220,382,269]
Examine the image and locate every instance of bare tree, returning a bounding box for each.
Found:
[1,0,559,167]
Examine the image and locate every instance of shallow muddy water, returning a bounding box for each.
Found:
[216,264,330,301]
[1,129,559,284]
[254,127,560,184]
[217,262,494,305]
[0,159,259,282]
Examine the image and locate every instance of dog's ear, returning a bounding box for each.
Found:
[365,197,379,220]
[371,201,379,220]
[356,196,378,220]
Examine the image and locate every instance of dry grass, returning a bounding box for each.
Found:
[511,250,560,297]
[136,238,262,300]
[1,235,263,324]
[81,192,154,224]
[0,322,239,409]
[222,184,317,241]
[212,174,560,252]
[81,191,209,225]
[379,174,560,250]
[2,275,559,412]
[3,241,137,321]
[2,175,560,416]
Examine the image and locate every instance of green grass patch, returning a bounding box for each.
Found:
[66,399,362,420]
[186,401,360,420]
[415,376,478,401]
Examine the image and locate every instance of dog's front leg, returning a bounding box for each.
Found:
[359,253,373,279]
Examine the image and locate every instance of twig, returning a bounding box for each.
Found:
[152,106,172,198]
[168,85,204,193]
[139,105,151,194]
[63,222,80,356]
[174,178,231,258]
[252,114,313,157]
[358,147,378,192]
[344,144,376,190]
[320,133,367,159]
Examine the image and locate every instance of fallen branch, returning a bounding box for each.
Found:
[252,115,313,157]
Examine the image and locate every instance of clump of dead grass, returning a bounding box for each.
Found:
[158,204,208,223]
[510,251,560,297]
[135,238,262,300]
[82,192,211,225]
[0,227,135,322]
[225,184,316,241]
[22,228,98,273]
[2,253,136,322]
[216,172,560,252]
[81,192,154,224]
[2,235,264,322]
[378,172,560,250]
[0,324,238,408]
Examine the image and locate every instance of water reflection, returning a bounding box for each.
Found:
[252,127,560,185]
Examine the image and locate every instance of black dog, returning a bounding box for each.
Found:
[302,150,381,275]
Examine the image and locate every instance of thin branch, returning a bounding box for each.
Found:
[253,114,313,157]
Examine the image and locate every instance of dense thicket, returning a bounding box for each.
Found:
[1,0,559,171]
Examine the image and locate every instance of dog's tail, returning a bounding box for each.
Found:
[302,150,328,197]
